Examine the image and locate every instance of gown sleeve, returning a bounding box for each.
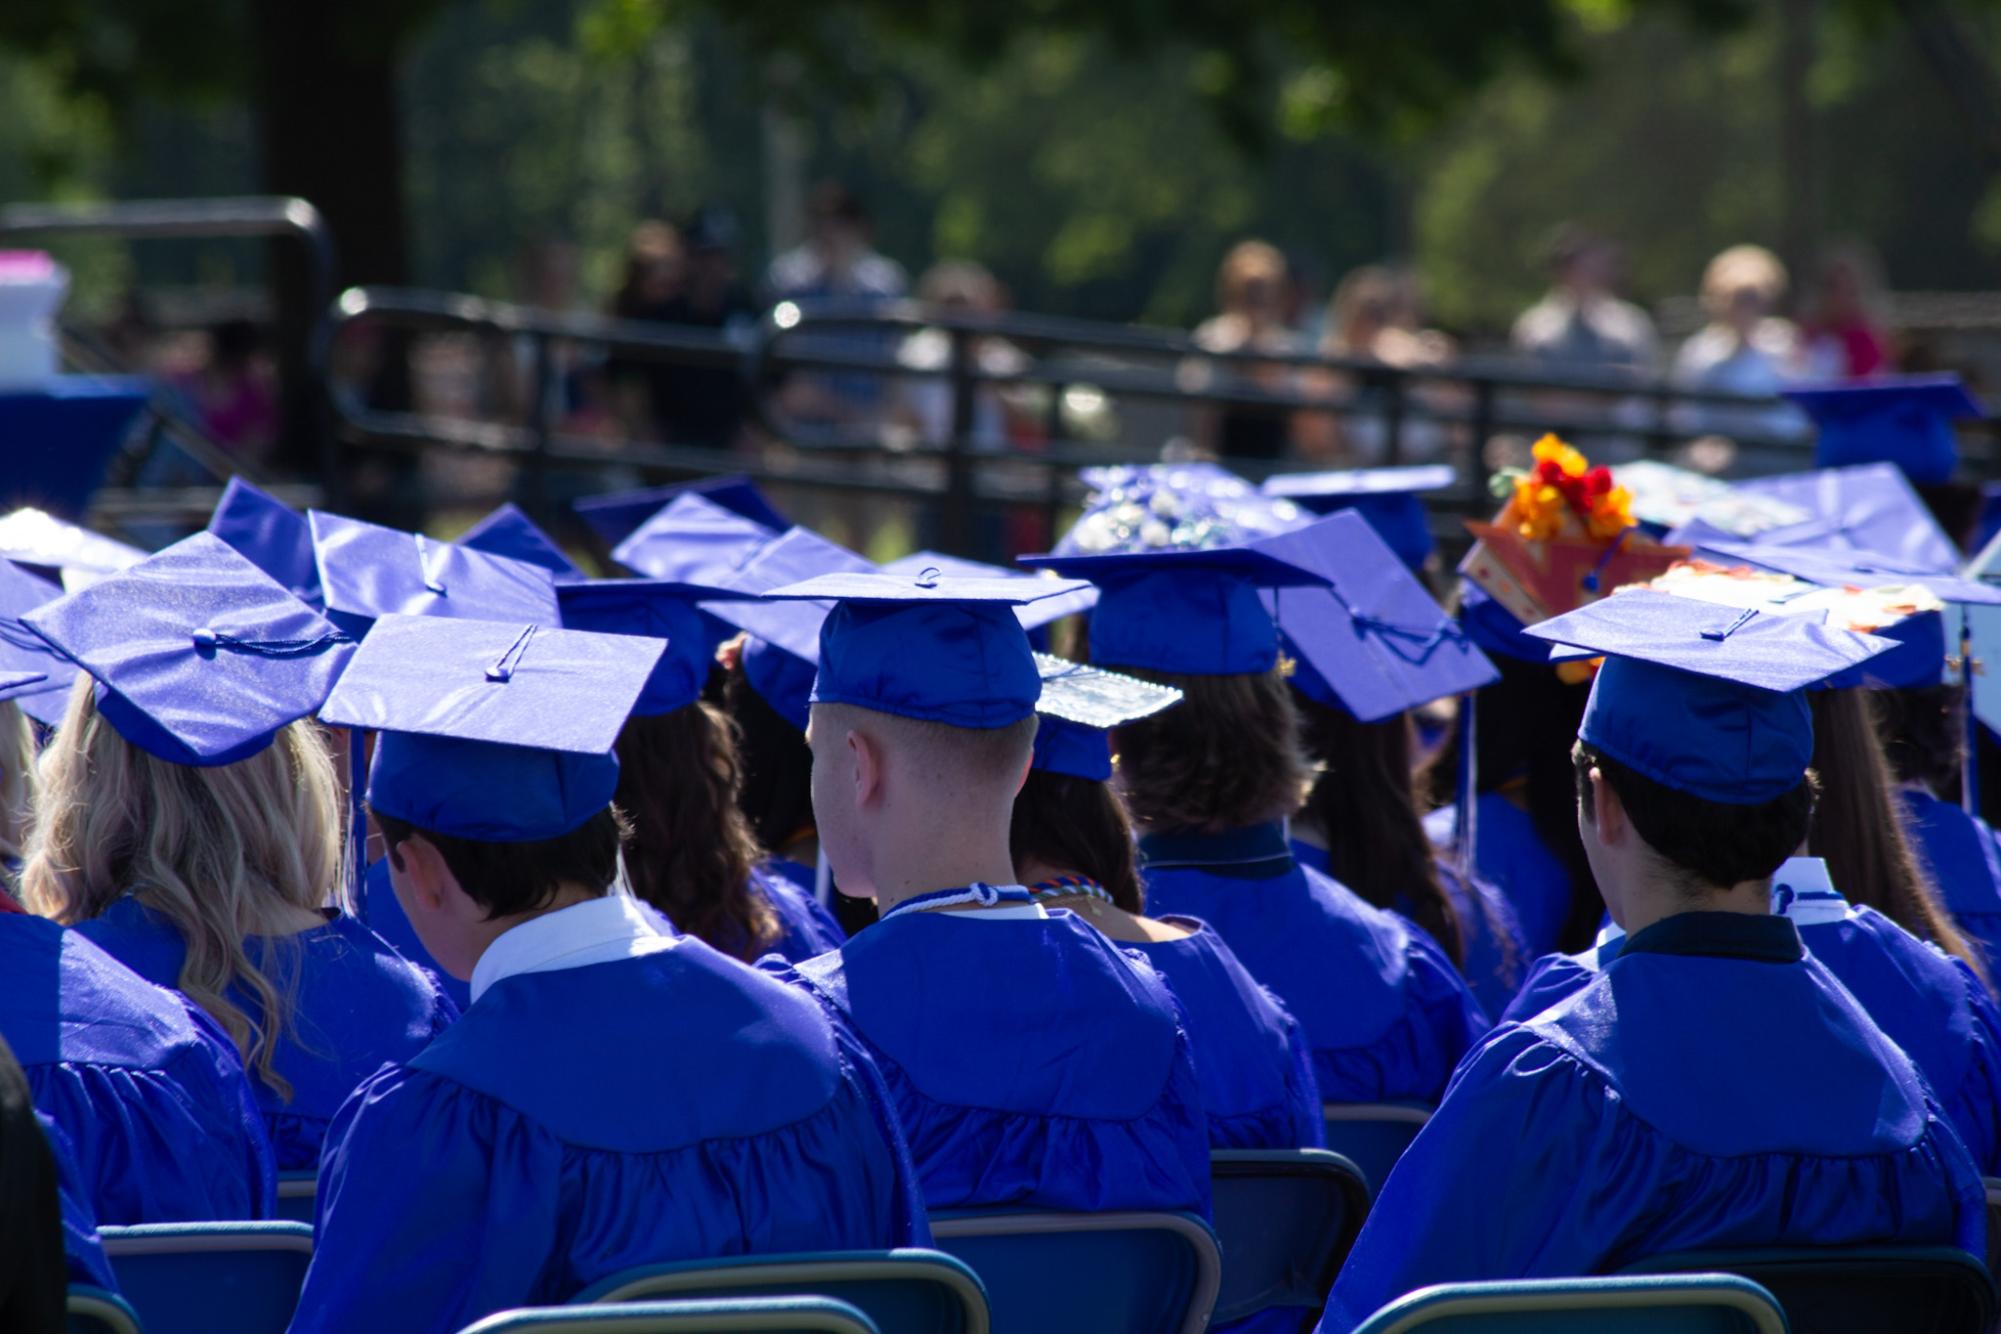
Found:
[35,1110,116,1290]
[1270,990,1326,1149]
[1497,953,1598,1026]
[1944,957,2001,1175]
[1313,929,1490,1105]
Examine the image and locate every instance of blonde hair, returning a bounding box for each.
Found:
[1701,244,1788,320]
[1216,240,1288,314]
[22,680,345,1098]
[0,701,39,862]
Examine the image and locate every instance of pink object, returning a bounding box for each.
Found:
[0,252,58,283]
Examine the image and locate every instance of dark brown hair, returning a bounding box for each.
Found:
[1106,666,1314,834]
[724,664,816,854]
[1873,684,1965,799]
[1296,696,1464,965]
[1009,768,1145,912]
[376,807,627,920]
[1809,689,1983,973]
[614,702,777,961]
[1574,742,1816,892]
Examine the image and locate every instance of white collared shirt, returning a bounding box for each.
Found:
[1769,856,1850,927]
[470,893,679,1005]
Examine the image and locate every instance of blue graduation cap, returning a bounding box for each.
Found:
[1030,654,1183,781]
[1691,539,2001,609]
[1020,518,1345,675]
[206,478,322,608]
[758,571,1093,729]
[1057,462,1306,558]
[1525,589,1899,804]
[0,669,49,701]
[1785,375,1983,485]
[320,614,664,841]
[459,503,585,581]
[557,576,751,716]
[0,507,146,589]
[0,557,83,726]
[22,532,355,767]
[1261,465,1454,570]
[882,551,1100,632]
[697,527,875,732]
[1666,463,1960,575]
[310,511,562,640]
[1258,512,1498,721]
[611,492,782,583]
[576,475,790,549]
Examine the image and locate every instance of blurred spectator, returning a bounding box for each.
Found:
[1800,241,1896,380]
[175,318,279,465]
[651,206,758,446]
[893,260,1026,451]
[1186,240,1302,461]
[1671,245,1807,440]
[765,182,909,436]
[1294,263,1459,464]
[606,220,687,441]
[1511,225,1659,373]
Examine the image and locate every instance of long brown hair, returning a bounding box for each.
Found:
[1009,768,1145,912]
[1296,696,1465,965]
[613,702,776,960]
[1809,689,1984,974]
[1107,667,1314,834]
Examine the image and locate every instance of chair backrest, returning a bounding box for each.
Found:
[274,1170,317,1225]
[925,1210,1220,1334]
[1349,1273,1789,1333]
[1621,1246,1995,1334]
[571,1249,988,1334]
[67,1284,143,1334]
[98,1220,315,1334]
[460,1296,883,1334]
[1320,1103,1431,1194]
[1983,1178,2001,1280]
[1208,1149,1369,1329]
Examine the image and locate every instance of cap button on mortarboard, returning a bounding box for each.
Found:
[915,566,943,589]
[192,627,219,654]
[1701,607,1758,642]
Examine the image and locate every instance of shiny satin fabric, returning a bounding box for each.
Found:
[581,476,790,550]
[309,510,560,638]
[735,864,846,963]
[611,492,781,581]
[76,895,458,1170]
[774,908,1214,1216]
[291,942,927,1334]
[1899,787,2001,984]
[1320,940,1987,1333]
[460,503,584,579]
[1143,849,1489,1104]
[1667,462,1962,575]
[0,916,275,1239]
[1425,796,1574,961]
[1127,920,1325,1149]
[810,599,1042,728]
[206,477,323,607]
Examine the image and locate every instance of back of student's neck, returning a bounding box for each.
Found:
[1617,876,1771,937]
[872,856,1022,915]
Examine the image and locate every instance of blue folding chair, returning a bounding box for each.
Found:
[571,1249,988,1334]
[1209,1149,1369,1331]
[1984,1178,2001,1280]
[926,1210,1220,1334]
[274,1170,317,1224]
[461,1296,882,1333]
[99,1220,314,1334]
[66,1284,142,1334]
[1320,1103,1431,1194]
[1349,1273,1789,1332]
[1621,1246,1995,1334]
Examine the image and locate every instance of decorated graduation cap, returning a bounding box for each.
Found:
[882,551,1100,634]
[0,557,83,725]
[556,576,749,716]
[319,614,663,841]
[1525,588,1899,804]
[309,511,562,640]
[22,532,355,767]
[1665,463,1960,575]
[577,475,790,549]
[1057,462,1306,558]
[459,503,584,580]
[1260,512,1499,721]
[0,507,146,591]
[612,492,782,583]
[1784,375,1983,485]
[206,478,322,607]
[1261,465,1453,570]
[1020,519,1343,676]
[758,570,1093,729]
[1030,654,1183,781]
[698,527,876,733]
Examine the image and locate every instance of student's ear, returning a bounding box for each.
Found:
[387,833,457,918]
[1588,766,1628,847]
[848,727,884,810]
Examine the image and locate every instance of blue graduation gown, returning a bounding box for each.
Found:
[1321,912,1986,1332]
[36,1110,115,1289]
[737,863,847,962]
[775,906,1214,1216]
[0,915,274,1232]
[1505,876,2001,1175]
[291,937,927,1334]
[76,896,459,1170]
[1424,794,1573,958]
[1141,825,1488,1104]
[1898,787,2001,981]
[1293,839,1528,1019]
[1127,918,1325,1149]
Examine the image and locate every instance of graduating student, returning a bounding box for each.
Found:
[19,534,456,1170]
[298,613,925,1334]
[1012,665,1325,1152]
[759,570,1214,1217]
[1323,592,1987,1331]
[1024,516,1490,1105]
[1879,684,2001,978]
